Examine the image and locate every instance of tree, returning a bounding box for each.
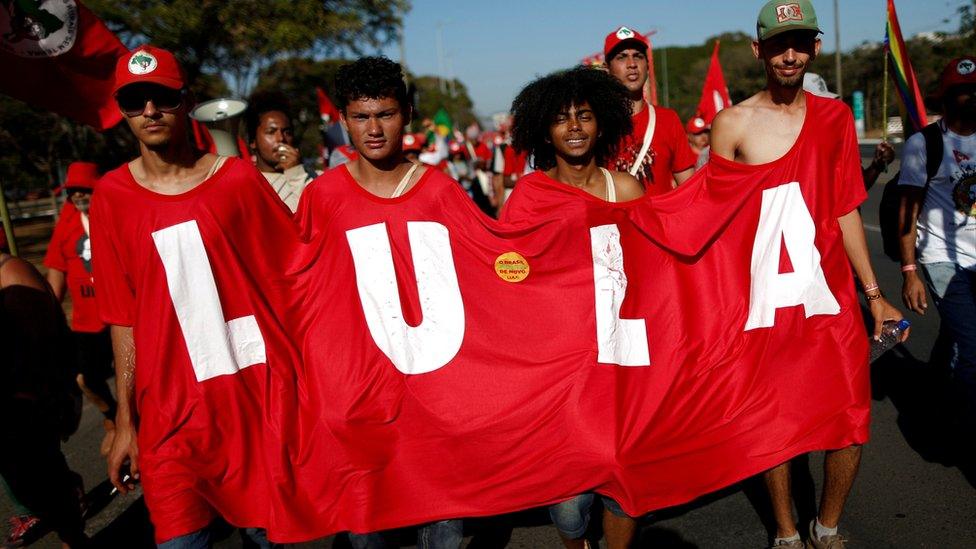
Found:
[86,0,410,97]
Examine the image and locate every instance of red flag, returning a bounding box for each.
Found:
[316,87,340,124]
[694,41,732,127]
[0,1,128,130]
[191,118,216,153]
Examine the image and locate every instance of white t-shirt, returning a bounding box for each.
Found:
[898,124,976,269]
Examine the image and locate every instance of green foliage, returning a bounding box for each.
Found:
[654,32,765,123]
[656,25,974,133]
[250,58,478,159]
[411,75,477,129]
[86,0,410,96]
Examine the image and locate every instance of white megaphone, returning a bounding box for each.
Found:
[190,98,248,157]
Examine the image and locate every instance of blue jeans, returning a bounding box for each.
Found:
[921,263,976,417]
[157,526,273,549]
[348,519,463,549]
[549,493,630,539]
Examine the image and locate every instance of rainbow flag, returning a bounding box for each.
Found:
[884,0,928,133]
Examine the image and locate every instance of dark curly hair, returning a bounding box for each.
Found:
[510,66,632,171]
[334,56,410,114]
[245,90,293,142]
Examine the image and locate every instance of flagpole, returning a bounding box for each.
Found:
[0,179,18,256]
[882,48,889,142]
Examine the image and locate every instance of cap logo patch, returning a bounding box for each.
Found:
[693,118,705,128]
[128,51,158,75]
[775,3,804,23]
[615,27,634,39]
[957,59,975,76]
[404,135,415,146]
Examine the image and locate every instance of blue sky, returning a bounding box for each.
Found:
[379,0,967,116]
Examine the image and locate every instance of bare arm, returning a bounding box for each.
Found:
[107,324,140,494]
[898,186,928,314]
[45,268,67,302]
[708,109,738,161]
[838,209,907,339]
[672,167,694,186]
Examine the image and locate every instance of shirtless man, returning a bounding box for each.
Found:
[505,66,641,549]
[710,2,904,547]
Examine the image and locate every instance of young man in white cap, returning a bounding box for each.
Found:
[603,25,697,194]
[710,1,905,547]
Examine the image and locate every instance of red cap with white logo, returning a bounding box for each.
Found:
[113,45,186,95]
[686,117,708,135]
[939,57,976,96]
[604,26,649,59]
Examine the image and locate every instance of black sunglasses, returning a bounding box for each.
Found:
[116,86,185,117]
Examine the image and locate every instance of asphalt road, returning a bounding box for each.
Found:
[3,161,974,549]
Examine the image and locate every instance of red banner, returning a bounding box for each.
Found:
[694,41,733,127]
[0,1,128,130]
[93,94,869,543]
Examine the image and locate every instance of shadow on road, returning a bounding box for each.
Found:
[870,343,976,489]
[89,496,155,548]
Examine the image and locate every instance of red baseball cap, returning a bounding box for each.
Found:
[448,141,463,155]
[63,162,100,191]
[939,57,976,96]
[403,133,423,153]
[604,26,649,59]
[686,116,708,135]
[113,45,186,95]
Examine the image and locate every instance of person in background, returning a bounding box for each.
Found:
[246,90,318,212]
[44,161,119,458]
[1,251,88,548]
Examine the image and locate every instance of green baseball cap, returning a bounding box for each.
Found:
[757,0,823,41]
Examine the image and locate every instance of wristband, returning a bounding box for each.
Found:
[865,290,883,301]
[901,264,917,273]
[863,282,880,293]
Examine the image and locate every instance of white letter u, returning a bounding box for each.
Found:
[346,222,465,375]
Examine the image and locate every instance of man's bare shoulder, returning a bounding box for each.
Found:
[0,255,47,292]
[610,170,644,201]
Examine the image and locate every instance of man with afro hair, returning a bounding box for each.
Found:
[502,66,642,549]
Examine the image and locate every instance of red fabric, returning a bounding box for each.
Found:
[266,93,868,539]
[503,147,527,177]
[90,158,302,543]
[90,95,870,543]
[43,202,103,332]
[190,119,216,154]
[694,41,733,127]
[609,105,698,194]
[316,87,341,124]
[0,1,128,130]
[474,142,491,162]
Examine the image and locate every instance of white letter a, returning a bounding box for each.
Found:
[745,182,840,330]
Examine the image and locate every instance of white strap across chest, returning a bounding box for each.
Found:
[390,162,421,198]
[599,168,617,203]
[629,102,657,177]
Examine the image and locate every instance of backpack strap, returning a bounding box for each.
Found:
[921,121,945,189]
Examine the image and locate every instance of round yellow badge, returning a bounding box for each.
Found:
[494,252,530,283]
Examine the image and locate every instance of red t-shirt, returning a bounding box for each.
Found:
[90,157,302,543]
[503,147,528,177]
[43,203,104,332]
[608,104,697,195]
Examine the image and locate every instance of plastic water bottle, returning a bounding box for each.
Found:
[869,319,911,363]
